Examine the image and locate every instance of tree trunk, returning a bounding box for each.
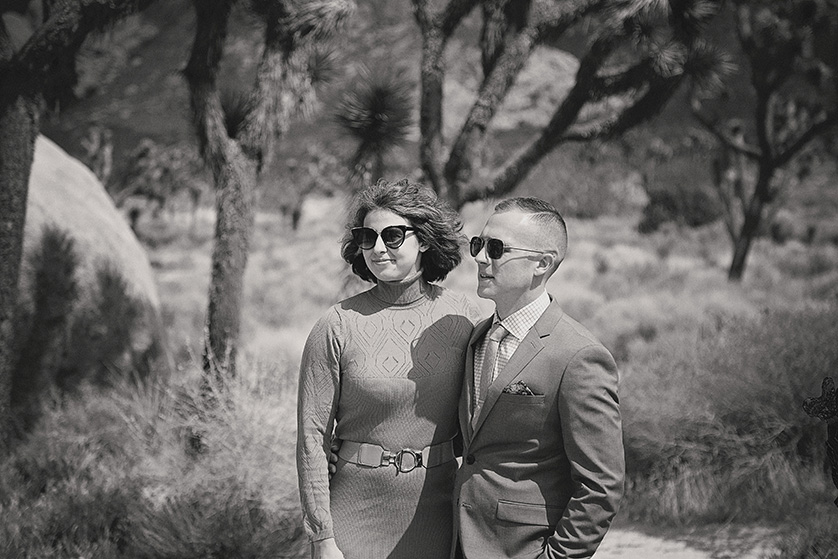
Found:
[203,162,255,382]
[728,166,774,281]
[413,0,478,205]
[0,97,40,451]
[0,21,41,451]
[183,0,249,383]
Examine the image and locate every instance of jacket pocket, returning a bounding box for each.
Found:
[497,393,545,404]
[495,499,562,526]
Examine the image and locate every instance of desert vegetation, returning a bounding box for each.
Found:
[3,176,836,556]
[2,0,837,557]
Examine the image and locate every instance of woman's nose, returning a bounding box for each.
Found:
[373,235,388,252]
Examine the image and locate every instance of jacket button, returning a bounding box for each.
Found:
[465,454,475,464]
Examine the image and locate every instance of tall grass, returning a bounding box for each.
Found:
[621,302,838,524]
[0,360,305,559]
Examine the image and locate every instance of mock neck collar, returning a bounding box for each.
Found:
[371,270,429,306]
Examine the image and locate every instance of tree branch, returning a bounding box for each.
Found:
[775,111,838,168]
[459,33,618,203]
[2,0,157,90]
[691,105,762,159]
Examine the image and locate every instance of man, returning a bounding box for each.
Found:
[454,197,624,559]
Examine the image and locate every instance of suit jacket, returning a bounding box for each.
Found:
[453,297,624,559]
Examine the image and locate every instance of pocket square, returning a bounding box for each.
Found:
[503,381,537,395]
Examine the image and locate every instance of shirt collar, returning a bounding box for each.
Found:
[494,291,550,340]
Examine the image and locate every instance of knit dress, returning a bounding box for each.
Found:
[296,275,479,559]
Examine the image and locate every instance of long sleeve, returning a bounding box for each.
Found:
[543,344,625,559]
[296,309,342,543]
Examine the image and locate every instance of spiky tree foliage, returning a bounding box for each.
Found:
[335,67,413,185]
[692,0,838,281]
[411,0,728,208]
[0,0,157,454]
[183,0,353,385]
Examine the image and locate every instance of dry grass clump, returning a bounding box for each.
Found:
[0,360,305,559]
[768,508,838,559]
[621,302,838,524]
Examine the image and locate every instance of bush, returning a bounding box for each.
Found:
[621,302,838,524]
[769,510,838,559]
[11,226,79,426]
[638,156,722,233]
[62,261,144,388]
[0,360,305,559]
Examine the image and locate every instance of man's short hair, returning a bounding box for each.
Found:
[494,197,568,266]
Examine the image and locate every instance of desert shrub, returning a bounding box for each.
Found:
[128,477,305,559]
[638,156,722,233]
[61,262,144,388]
[10,227,153,431]
[0,359,305,559]
[775,244,838,279]
[621,302,838,524]
[769,510,838,559]
[11,226,79,425]
[0,384,145,559]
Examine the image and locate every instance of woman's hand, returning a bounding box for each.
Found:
[311,538,345,559]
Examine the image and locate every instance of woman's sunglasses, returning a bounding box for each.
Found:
[352,225,417,250]
[469,236,545,259]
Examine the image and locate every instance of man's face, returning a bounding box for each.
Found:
[473,210,544,315]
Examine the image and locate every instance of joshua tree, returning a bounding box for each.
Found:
[411,0,729,208]
[182,0,353,384]
[335,66,414,186]
[0,0,156,453]
[692,0,838,281]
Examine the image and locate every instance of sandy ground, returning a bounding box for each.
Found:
[595,523,778,559]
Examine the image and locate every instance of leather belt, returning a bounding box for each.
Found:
[338,439,456,473]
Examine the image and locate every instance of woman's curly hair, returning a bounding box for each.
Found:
[341,178,464,283]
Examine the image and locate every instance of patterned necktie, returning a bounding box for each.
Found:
[473,323,508,426]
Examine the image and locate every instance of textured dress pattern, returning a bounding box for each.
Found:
[297,280,479,559]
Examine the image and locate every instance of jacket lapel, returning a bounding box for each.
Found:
[470,299,564,437]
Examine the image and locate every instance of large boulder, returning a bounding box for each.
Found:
[24,135,161,308]
[15,135,168,399]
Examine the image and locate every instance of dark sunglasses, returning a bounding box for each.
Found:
[469,236,545,259]
[352,225,417,250]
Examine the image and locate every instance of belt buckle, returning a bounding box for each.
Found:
[393,448,423,473]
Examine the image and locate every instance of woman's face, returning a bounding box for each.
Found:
[361,209,426,283]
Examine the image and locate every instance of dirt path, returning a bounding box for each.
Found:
[595,523,778,559]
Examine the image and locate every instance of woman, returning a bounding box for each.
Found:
[296,178,479,559]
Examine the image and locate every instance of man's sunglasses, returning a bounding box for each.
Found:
[352,225,417,250]
[469,236,545,259]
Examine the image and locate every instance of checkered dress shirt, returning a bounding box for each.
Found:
[474,290,551,390]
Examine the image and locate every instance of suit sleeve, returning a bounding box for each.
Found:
[542,344,625,559]
[296,310,342,543]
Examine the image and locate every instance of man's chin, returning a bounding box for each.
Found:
[476,285,494,300]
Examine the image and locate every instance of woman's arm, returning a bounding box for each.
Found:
[296,310,343,548]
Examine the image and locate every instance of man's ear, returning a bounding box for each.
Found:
[533,252,557,277]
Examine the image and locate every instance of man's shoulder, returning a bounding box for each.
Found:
[542,300,608,352]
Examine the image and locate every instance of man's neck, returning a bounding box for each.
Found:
[495,287,546,321]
